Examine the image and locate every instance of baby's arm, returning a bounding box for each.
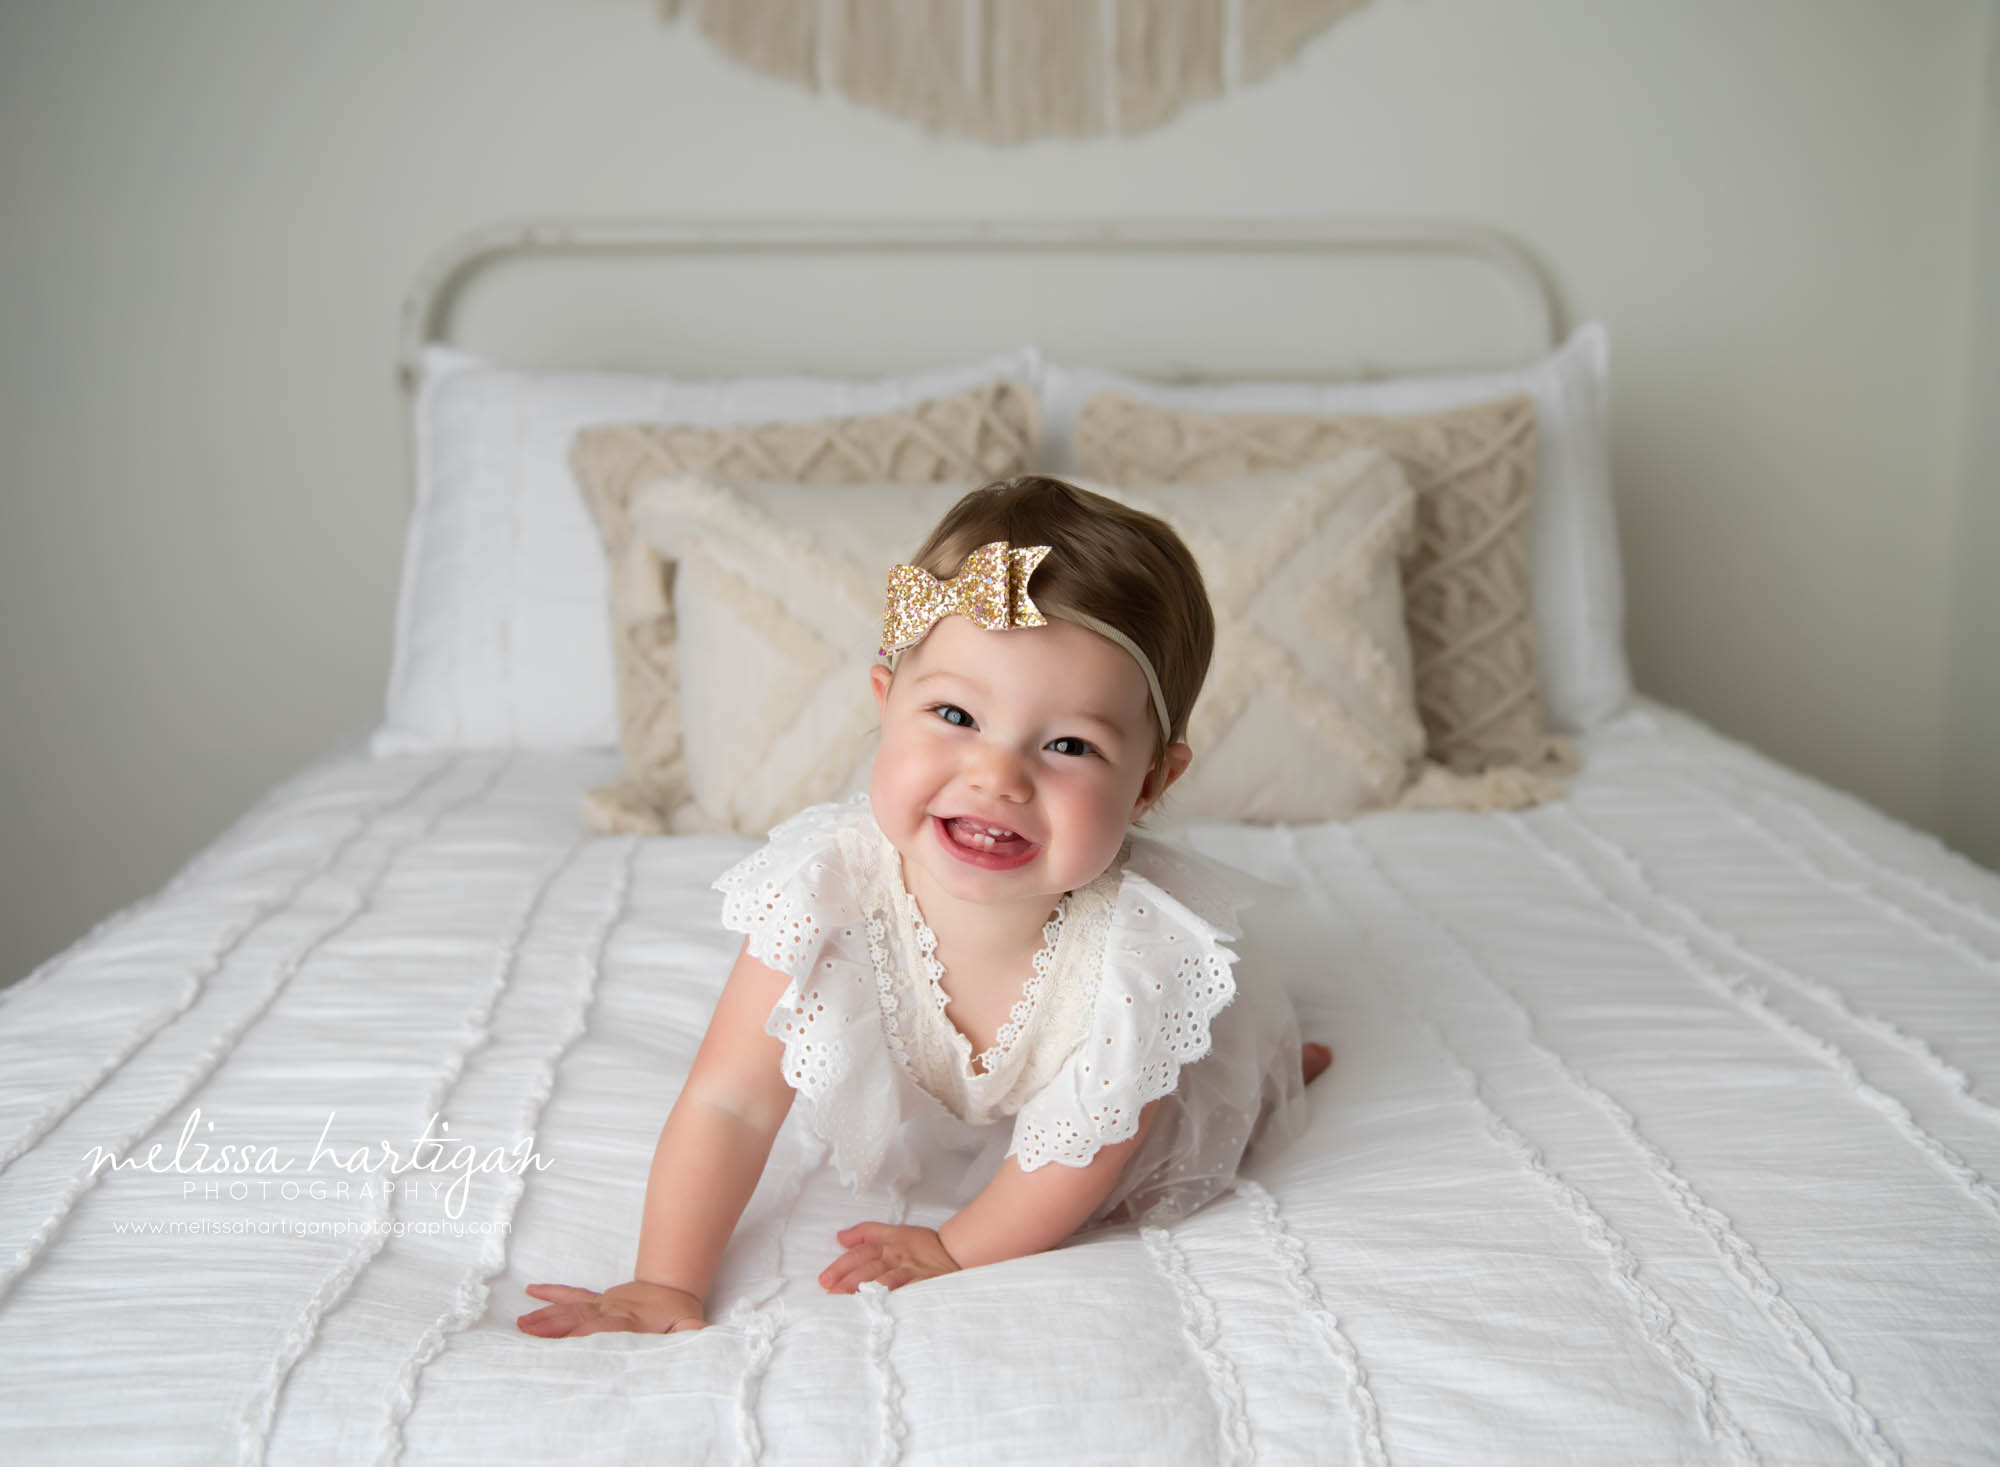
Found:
[819,1099,1161,1293]
[517,939,797,1336]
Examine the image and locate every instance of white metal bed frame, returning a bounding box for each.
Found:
[394,216,1561,395]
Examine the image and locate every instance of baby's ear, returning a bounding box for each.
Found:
[1134,741,1194,819]
[868,662,893,715]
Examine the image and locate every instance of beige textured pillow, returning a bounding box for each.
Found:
[1076,392,1575,795]
[630,450,1425,834]
[569,380,1036,834]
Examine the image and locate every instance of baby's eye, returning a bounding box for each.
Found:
[930,704,976,729]
[1046,736,1096,758]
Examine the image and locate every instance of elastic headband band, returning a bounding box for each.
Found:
[1039,608,1174,747]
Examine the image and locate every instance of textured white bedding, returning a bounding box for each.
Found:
[3,700,1997,1465]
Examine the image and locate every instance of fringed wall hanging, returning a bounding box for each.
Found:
[657,0,1370,142]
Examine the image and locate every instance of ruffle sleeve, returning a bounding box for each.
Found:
[712,793,901,1189]
[1006,838,1256,1172]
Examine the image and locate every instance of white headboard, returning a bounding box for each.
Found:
[397,217,1560,391]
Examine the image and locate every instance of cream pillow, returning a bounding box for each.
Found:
[1087,453,1424,822]
[1076,391,1575,801]
[629,450,1425,835]
[569,380,1036,834]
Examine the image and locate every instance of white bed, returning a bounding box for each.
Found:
[3,223,1997,1465]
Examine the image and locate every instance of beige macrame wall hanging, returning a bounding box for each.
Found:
[658,0,1370,142]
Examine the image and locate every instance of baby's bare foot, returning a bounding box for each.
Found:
[1302,1042,1332,1085]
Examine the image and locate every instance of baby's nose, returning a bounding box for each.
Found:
[966,745,1032,800]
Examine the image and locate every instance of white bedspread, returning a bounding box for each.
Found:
[3,701,1996,1465]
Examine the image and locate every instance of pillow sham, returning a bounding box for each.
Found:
[371,345,1042,757]
[1076,391,1573,792]
[571,382,1037,835]
[1039,322,1626,736]
[627,450,1425,836]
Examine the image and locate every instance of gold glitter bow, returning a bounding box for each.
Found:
[878,541,1051,655]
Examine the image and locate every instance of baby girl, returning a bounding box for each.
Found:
[518,475,1330,1336]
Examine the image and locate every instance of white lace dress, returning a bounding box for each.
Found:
[713,794,1309,1228]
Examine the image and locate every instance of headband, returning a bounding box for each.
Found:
[878,540,1174,743]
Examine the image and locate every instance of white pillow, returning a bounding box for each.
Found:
[371,346,1045,755]
[1038,323,1627,734]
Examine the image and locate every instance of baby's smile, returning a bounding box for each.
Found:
[932,813,1041,870]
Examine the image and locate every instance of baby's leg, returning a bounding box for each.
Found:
[1301,1042,1332,1085]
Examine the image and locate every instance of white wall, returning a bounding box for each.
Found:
[1945,4,2000,872]
[2,0,1993,985]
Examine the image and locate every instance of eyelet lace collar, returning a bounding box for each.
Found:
[882,844,1069,1082]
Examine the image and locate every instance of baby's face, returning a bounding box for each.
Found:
[868,614,1169,914]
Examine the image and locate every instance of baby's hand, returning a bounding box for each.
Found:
[820,1222,961,1294]
[516,1280,707,1337]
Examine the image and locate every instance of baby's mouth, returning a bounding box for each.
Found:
[942,816,1027,851]
[933,815,1041,869]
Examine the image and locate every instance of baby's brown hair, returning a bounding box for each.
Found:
[907,476,1214,767]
